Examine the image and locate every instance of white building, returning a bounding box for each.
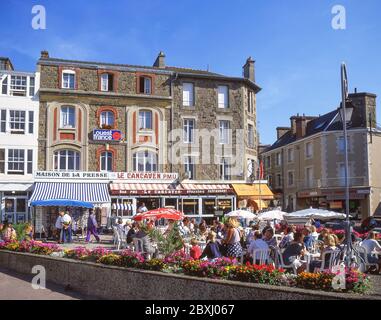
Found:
[0,57,39,223]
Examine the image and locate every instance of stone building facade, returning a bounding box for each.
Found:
[37,51,261,181]
[261,92,381,219]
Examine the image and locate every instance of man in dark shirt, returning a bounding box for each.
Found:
[282,232,306,273]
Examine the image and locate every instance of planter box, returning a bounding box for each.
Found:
[0,251,378,300]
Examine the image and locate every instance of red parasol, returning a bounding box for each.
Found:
[133,208,184,221]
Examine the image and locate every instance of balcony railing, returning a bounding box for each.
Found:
[298,177,367,190]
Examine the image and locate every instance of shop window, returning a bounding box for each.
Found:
[182,199,199,215]
[100,110,115,129]
[53,149,80,171]
[133,150,157,172]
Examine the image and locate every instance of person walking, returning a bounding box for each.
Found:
[86,209,100,243]
[61,211,73,243]
[55,212,64,243]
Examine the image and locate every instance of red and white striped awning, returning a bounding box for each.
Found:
[110,183,182,195]
[181,184,233,194]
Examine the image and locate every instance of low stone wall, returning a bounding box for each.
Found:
[0,251,378,300]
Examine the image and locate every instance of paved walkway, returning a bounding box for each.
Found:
[0,267,97,300]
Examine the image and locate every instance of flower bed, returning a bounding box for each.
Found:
[0,240,372,294]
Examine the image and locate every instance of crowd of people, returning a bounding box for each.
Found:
[0,220,33,242]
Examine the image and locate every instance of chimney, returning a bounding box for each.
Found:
[153,51,165,68]
[243,56,255,82]
[40,50,49,59]
[276,127,291,140]
[348,92,377,128]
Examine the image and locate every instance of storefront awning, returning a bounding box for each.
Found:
[181,184,234,195]
[31,199,93,208]
[110,183,183,195]
[29,182,111,204]
[0,183,33,192]
[232,183,274,200]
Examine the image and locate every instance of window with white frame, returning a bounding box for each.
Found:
[248,124,254,148]
[10,75,27,96]
[139,76,152,94]
[138,110,152,130]
[218,85,229,108]
[27,150,33,174]
[62,70,76,89]
[53,150,80,171]
[182,82,194,106]
[133,151,157,172]
[219,120,230,144]
[276,152,282,166]
[288,171,294,186]
[7,149,25,174]
[100,151,113,172]
[9,111,25,134]
[183,119,195,143]
[184,156,195,180]
[287,148,294,162]
[100,73,114,92]
[60,106,75,128]
[29,77,35,96]
[100,111,115,128]
[219,157,231,180]
[306,142,313,158]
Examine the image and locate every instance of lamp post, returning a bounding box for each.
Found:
[339,63,355,267]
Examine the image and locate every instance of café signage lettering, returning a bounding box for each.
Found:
[34,171,179,181]
[92,129,122,141]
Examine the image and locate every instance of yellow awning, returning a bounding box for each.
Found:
[251,199,268,210]
[232,183,274,200]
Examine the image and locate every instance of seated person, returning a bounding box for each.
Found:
[309,234,338,272]
[190,238,202,259]
[200,231,222,261]
[247,231,269,264]
[263,228,277,247]
[302,227,315,252]
[282,232,307,273]
[279,225,295,249]
[361,231,381,273]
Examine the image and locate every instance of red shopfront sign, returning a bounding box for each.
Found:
[322,188,370,201]
[110,183,234,196]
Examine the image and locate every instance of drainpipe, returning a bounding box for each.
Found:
[169,73,178,173]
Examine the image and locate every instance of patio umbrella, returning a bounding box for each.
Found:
[225,210,256,219]
[133,208,184,221]
[284,207,347,221]
[256,210,286,221]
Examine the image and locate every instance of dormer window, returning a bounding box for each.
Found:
[62,70,75,89]
[139,76,151,94]
[100,73,114,92]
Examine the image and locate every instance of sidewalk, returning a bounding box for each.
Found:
[0,267,97,300]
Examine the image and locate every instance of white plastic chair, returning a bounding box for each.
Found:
[273,247,297,274]
[316,249,342,272]
[251,248,273,265]
[355,245,379,273]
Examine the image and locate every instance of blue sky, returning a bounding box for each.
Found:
[1,0,380,144]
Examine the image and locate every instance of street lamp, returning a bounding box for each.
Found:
[338,62,356,268]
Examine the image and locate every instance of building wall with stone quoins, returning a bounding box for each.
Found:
[37,60,257,180]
